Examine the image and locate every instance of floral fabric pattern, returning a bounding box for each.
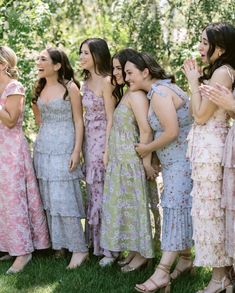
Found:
[34,96,87,253]
[82,83,111,256]
[100,103,155,258]
[148,79,193,251]
[0,80,50,256]
[187,108,232,267]
[221,122,235,260]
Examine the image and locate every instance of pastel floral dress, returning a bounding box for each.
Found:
[100,102,154,258]
[221,119,235,260]
[187,103,232,266]
[148,80,193,251]
[82,83,111,257]
[34,94,88,253]
[0,80,50,256]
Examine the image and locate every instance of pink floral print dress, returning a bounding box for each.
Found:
[0,80,50,256]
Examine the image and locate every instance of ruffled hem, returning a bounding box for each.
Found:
[191,180,222,199]
[161,207,193,251]
[34,151,84,180]
[225,210,235,258]
[222,124,235,167]
[193,242,232,267]
[221,167,235,210]
[38,179,86,218]
[192,214,226,243]
[187,125,227,163]
[46,212,88,253]
[191,162,222,181]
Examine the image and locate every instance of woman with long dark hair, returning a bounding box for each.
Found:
[79,38,116,264]
[124,52,193,292]
[184,22,235,292]
[33,47,88,269]
[100,48,157,270]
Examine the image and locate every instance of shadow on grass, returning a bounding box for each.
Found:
[0,250,212,293]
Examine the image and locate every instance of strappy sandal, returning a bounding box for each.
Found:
[117,251,136,266]
[135,263,171,293]
[196,276,232,293]
[170,252,194,280]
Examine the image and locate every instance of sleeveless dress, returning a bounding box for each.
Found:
[222,121,235,260]
[82,83,111,257]
[0,80,50,256]
[187,88,232,266]
[148,80,193,251]
[34,94,87,253]
[100,102,154,258]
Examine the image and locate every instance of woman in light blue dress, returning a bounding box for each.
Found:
[125,52,193,293]
[33,47,88,269]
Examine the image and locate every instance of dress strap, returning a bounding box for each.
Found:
[147,79,188,103]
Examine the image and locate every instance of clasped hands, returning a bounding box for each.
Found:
[135,143,159,180]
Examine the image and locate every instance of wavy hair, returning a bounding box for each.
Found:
[0,46,19,79]
[199,22,235,86]
[33,47,79,103]
[111,48,138,105]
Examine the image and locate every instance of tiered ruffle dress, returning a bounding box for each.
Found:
[0,80,50,256]
[100,102,154,258]
[221,121,235,260]
[148,80,193,251]
[34,97,87,253]
[187,107,232,266]
[82,83,112,257]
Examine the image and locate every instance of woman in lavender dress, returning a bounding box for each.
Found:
[79,38,115,263]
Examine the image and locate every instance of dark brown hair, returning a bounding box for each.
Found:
[79,38,111,80]
[199,22,235,86]
[33,47,79,103]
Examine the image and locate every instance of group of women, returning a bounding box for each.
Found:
[0,21,235,293]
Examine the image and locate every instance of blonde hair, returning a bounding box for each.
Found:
[0,46,18,79]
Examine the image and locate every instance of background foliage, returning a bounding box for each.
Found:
[0,0,235,137]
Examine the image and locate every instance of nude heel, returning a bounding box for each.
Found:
[160,282,171,293]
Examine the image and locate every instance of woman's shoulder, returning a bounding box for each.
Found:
[128,90,146,100]
[66,80,80,94]
[5,79,25,96]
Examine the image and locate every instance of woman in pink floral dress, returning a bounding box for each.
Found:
[79,38,115,264]
[184,22,235,292]
[0,46,50,274]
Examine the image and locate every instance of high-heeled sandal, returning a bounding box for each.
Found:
[121,258,148,273]
[117,252,136,266]
[170,252,194,280]
[135,263,171,293]
[196,276,232,293]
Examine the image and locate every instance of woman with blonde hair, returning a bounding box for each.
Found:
[0,46,50,273]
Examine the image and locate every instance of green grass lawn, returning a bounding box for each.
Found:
[0,250,212,293]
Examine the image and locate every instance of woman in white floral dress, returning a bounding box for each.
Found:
[184,22,235,292]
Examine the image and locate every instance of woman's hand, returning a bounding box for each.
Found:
[183,59,201,85]
[135,143,151,158]
[143,164,158,181]
[200,83,235,112]
[69,151,80,172]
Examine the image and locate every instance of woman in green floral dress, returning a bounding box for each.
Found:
[100,49,158,271]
